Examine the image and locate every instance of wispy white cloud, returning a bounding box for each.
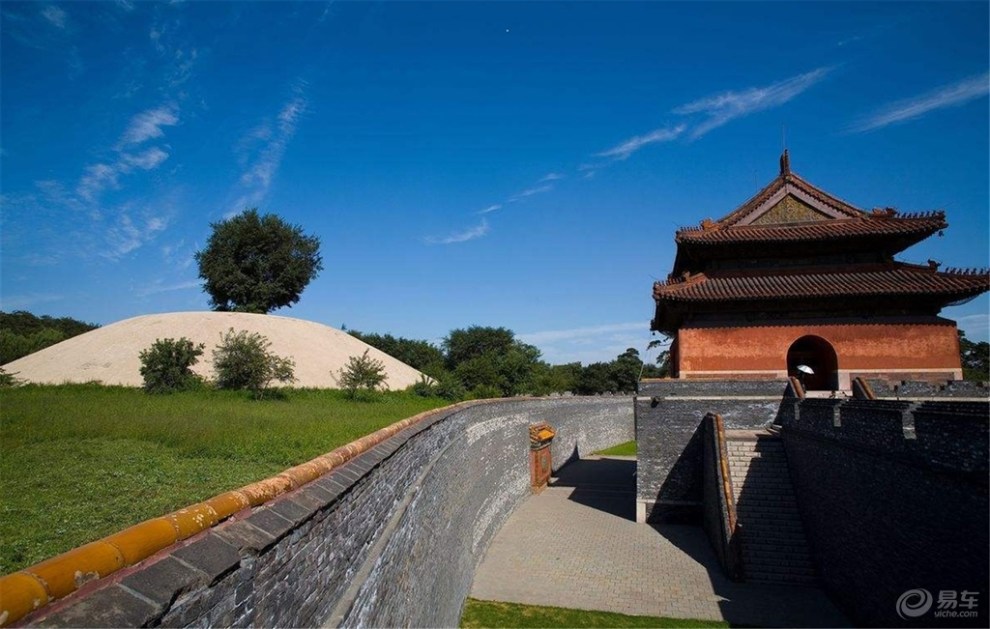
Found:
[539,172,564,183]
[956,312,990,342]
[102,213,170,260]
[850,73,990,133]
[520,322,647,345]
[120,106,179,146]
[478,204,502,215]
[116,0,135,11]
[231,87,307,212]
[150,26,165,53]
[168,48,198,87]
[508,184,554,203]
[318,1,337,23]
[77,163,121,201]
[597,124,686,161]
[122,147,169,170]
[76,146,171,201]
[0,292,65,311]
[519,322,662,365]
[137,279,200,297]
[674,67,832,139]
[41,5,67,29]
[425,218,490,245]
[162,239,196,270]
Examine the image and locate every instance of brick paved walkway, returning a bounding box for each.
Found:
[470,456,850,627]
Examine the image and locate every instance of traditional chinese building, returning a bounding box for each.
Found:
[651,151,990,390]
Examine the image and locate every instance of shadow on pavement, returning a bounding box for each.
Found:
[550,456,637,521]
[653,523,850,628]
[547,457,850,627]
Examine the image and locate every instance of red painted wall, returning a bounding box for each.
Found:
[676,321,961,374]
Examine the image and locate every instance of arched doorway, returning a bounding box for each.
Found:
[786,335,838,391]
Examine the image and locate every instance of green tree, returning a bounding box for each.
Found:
[443,326,517,369]
[611,348,643,393]
[195,209,323,314]
[959,330,989,381]
[212,328,295,399]
[0,331,33,365]
[531,362,582,395]
[139,337,205,393]
[576,362,616,395]
[0,311,98,364]
[0,310,98,338]
[647,335,673,378]
[348,331,444,373]
[443,326,543,396]
[454,354,502,393]
[337,350,388,399]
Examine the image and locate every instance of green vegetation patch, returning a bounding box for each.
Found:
[460,598,729,628]
[595,440,637,456]
[0,384,448,573]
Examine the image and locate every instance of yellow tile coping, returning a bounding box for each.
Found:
[0,399,492,627]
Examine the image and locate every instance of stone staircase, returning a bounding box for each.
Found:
[725,431,817,586]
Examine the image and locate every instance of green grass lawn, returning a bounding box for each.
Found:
[460,599,729,628]
[0,384,448,574]
[595,440,637,456]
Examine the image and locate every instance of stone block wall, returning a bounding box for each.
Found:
[865,378,990,399]
[31,398,632,628]
[781,398,989,627]
[635,380,793,523]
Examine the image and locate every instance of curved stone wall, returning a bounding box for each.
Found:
[22,398,632,627]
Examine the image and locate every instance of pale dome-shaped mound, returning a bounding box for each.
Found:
[2,311,427,389]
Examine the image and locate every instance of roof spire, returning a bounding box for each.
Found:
[779,148,790,176]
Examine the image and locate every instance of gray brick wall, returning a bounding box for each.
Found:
[635,380,792,522]
[34,398,632,628]
[781,399,989,627]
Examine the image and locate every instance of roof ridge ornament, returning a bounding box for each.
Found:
[779,149,790,176]
[871,207,899,217]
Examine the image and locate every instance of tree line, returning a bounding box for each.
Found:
[0,311,99,364]
[349,326,666,399]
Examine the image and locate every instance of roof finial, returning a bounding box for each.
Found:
[779,148,790,175]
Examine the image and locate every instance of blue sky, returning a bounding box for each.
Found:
[1,1,988,365]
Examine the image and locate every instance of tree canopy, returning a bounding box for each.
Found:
[195,209,323,314]
[0,311,98,364]
[959,330,989,382]
[348,331,444,374]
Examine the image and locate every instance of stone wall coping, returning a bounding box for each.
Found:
[876,396,990,403]
[635,395,792,401]
[0,398,514,627]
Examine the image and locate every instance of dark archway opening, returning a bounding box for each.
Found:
[787,335,838,391]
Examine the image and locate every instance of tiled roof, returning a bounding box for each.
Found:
[676,212,947,245]
[653,265,990,303]
[675,152,946,246]
[714,170,864,227]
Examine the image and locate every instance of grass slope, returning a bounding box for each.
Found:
[595,440,637,456]
[461,599,729,628]
[0,384,447,574]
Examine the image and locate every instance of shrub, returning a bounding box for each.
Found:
[410,375,436,397]
[0,367,22,388]
[138,337,205,393]
[337,350,387,399]
[212,329,295,399]
[467,384,503,400]
[433,370,466,401]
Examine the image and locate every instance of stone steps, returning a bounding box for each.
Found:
[725,433,818,586]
